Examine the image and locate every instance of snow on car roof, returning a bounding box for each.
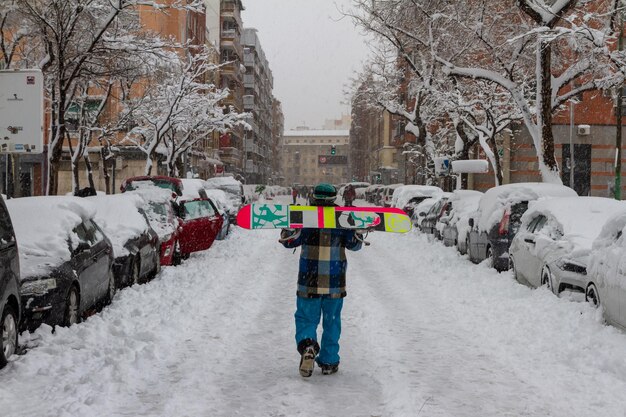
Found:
[6,196,96,279]
[87,194,150,258]
[478,183,577,232]
[522,197,626,252]
[180,179,207,200]
[593,210,626,251]
[392,185,444,209]
[205,176,243,188]
[204,189,232,214]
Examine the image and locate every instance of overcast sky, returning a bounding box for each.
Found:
[241,0,371,131]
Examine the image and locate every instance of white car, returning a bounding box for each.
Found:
[391,185,443,217]
[510,197,626,295]
[585,209,626,329]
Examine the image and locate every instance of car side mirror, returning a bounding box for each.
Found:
[468,218,475,228]
[419,212,426,217]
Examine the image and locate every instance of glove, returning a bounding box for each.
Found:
[279,228,301,242]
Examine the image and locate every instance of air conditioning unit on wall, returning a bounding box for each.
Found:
[577,125,591,136]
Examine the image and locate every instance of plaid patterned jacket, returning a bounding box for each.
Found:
[282,228,362,298]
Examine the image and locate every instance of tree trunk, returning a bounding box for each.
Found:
[84,155,95,192]
[100,147,111,194]
[539,40,559,177]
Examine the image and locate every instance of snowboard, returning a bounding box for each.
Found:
[236,204,412,233]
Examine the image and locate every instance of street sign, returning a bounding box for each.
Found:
[318,155,347,165]
[0,69,44,154]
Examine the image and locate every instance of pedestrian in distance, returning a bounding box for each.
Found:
[343,184,356,207]
[291,187,298,205]
[279,183,364,377]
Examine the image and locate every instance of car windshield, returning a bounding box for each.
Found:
[126,180,178,193]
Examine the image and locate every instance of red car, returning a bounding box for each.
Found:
[122,176,223,264]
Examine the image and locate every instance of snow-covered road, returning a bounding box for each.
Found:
[3,201,626,416]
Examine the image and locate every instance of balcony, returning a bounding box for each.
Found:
[219,147,242,164]
[245,159,259,173]
[243,94,255,110]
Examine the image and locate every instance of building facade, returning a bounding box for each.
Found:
[242,28,275,184]
[282,130,350,186]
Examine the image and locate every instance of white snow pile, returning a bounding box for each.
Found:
[206,176,246,205]
[522,197,626,258]
[180,178,207,200]
[6,196,96,279]
[478,183,577,232]
[87,194,151,257]
[443,190,483,242]
[391,185,444,209]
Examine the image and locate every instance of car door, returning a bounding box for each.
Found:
[179,199,222,254]
[71,223,99,310]
[83,219,112,302]
[513,216,542,286]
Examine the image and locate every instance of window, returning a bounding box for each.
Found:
[183,200,216,221]
[0,202,15,246]
[527,215,547,233]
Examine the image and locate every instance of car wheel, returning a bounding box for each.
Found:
[486,246,494,268]
[106,271,116,305]
[585,283,600,308]
[0,304,18,368]
[64,286,81,327]
[542,267,555,294]
[131,257,141,286]
[172,241,182,266]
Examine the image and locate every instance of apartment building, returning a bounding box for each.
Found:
[282,130,350,186]
[205,0,246,176]
[242,27,275,184]
[271,98,285,185]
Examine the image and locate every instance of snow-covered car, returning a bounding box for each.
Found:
[510,197,626,295]
[438,190,483,253]
[7,197,115,330]
[125,186,182,266]
[204,189,231,240]
[179,179,224,251]
[411,198,439,228]
[381,184,404,207]
[420,192,453,236]
[121,175,184,196]
[467,183,578,271]
[391,185,444,218]
[205,176,246,220]
[0,196,20,368]
[585,209,626,329]
[89,194,160,287]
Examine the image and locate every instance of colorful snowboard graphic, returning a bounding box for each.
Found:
[236,204,411,233]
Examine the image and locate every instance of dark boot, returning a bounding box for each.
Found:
[319,363,339,375]
[297,338,320,378]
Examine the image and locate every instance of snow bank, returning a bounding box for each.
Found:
[6,196,96,279]
[391,185,444,209]
[477,183,577,232]
[88,194,151,257]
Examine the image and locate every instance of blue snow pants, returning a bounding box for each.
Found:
[295,296,344,366]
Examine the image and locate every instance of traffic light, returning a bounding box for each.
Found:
[330,145,336,155]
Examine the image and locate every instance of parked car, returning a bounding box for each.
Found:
[204,189,232,240]
[438,190,483,253]
[121,175,183,196]
[391,185,444,218]
[7,197,115,330]
[420,193,453,236]
[411,198,439,228]
[0,196,20,368]
[381,184,404,207]
[467,183,577,271]
[510,197,626,295]
[205,176,245,222]
[124,186,183,266]
[179,179,225,251]
[89,194,160,287]
[585,210,626,329]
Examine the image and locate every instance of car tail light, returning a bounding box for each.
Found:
[499,208,511,236]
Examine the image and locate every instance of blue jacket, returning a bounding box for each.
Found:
[282,228,362,298]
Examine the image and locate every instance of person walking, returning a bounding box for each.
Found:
[279,183,364,377]
[343,184,356,207]
[291,187,298,205]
